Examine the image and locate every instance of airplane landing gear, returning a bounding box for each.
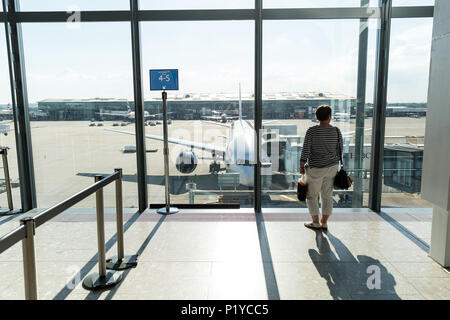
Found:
[209,161,221,174]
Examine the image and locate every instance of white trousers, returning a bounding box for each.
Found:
[305,164,339,216]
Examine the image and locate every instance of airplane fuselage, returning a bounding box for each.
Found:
[224,119,271,187]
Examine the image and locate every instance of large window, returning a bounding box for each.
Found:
[19,0,129,11]
[262,18,377,208]
[141,21,254,207]
[139,0,253,10]
[264,0,379,8]
[393,0,434,6]
[21,22,136,208]
[0,24,21,210]
[381,18,433,209]
[1,3,435,211]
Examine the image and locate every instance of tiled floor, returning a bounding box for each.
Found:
[0,208,448,300]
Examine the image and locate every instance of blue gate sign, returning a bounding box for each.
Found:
[150,69,179,91]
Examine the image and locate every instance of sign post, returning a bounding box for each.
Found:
[150,69,179,215]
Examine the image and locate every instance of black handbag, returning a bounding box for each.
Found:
[334,128,353,190]
[297,175,308,202]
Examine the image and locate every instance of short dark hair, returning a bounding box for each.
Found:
[315,105,332,121]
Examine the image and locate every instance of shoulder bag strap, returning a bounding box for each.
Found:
[336,127,344,168]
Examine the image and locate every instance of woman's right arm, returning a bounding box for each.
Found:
[338,128,344,166]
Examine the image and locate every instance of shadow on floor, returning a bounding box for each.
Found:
[53,210,142,300]
[308,230,400,300]
[0,212,24,226]
[84,214,167,300]
[255,213,280,300]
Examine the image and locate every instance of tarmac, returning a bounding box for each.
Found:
[0,117,429,210]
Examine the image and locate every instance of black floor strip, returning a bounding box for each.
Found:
[379,211,430,253]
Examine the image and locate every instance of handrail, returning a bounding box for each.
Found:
[34,171,119,228]
[0,225,26,254]
[0,168,137,300]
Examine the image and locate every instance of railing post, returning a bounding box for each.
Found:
[0,147,21,216]
[115,169,124,260]
[82,175,122,290]
[106,169,138,271]
[20,217,37,300]
[95,175,106,277]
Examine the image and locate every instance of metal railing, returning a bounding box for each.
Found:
[0,168,138,300]
[0,147,21,216]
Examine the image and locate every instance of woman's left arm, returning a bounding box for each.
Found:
[300,129,312,174]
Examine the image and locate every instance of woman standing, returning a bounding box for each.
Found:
[300,105,343,230]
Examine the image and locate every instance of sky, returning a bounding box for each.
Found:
[0,0,434,105]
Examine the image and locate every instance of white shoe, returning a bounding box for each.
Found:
[304,222,321,230]
[321,223,328,230]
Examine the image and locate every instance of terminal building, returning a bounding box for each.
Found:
[0,0,449,303]
[37,92,356,121]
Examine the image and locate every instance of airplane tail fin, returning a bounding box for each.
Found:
[238,83,242,121]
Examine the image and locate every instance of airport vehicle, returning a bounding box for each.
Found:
[96,102,170,121]
[0,120,13,135]
[89,123,96,127]
[0,104,13,118]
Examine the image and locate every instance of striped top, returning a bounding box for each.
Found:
[300,125,343,168]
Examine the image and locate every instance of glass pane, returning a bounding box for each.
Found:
[0,26,21,210]
[141,21,254,207]
[382,18,433,210]
[19,0,129,11]
[264,0,380,8]
[262,18,377,208]
[22,22,136,208]
[393,0,435,6]
[140,0,253,10]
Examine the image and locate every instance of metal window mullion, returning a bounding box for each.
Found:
[3,0,36,211]
[254,0,262,213]
[369,0,392,213]
[138,9,256,21]
[262,7,381,20]
[4,7,433,24]
[130,0,147,212]
[353,0,370,208]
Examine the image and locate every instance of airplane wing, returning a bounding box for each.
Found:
[341,128,372,136]
[201,115,222,121]
[105,128,227,156]
[202,120,231,128]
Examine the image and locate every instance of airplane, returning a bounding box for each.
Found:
[201,110,239,123]
[201,86,244,123]
[333,112,350,121]
[96,102,171,121]
[105,85,373,188]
